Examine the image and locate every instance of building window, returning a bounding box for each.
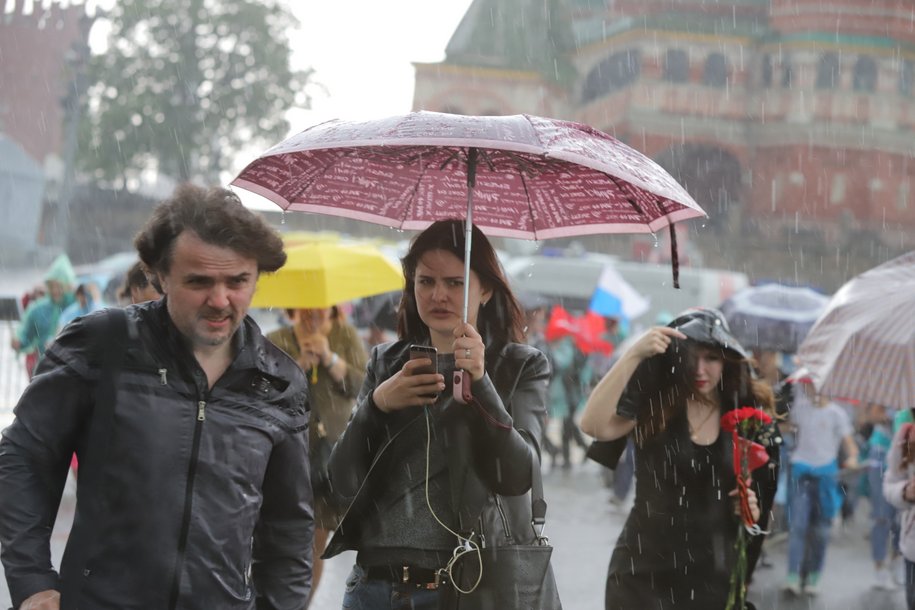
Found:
[781,55,793,87]
[761,54,773,87]
[663,49,689,83]
[900,59,914,95]
[816,53,840,89]
[830,173,846,205]
[582,50,641,103]
[853,56,878,92]
[703,53,728,87]
[898,180,910,211]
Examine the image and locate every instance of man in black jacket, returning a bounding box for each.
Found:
[0,184,314,609]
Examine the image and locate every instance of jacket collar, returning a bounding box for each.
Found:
[147,297,271,376]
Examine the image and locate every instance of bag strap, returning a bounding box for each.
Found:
[60,307,130,601]
[527,439,548,538]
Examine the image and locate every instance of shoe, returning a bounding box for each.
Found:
[782,574,802,596]
[803,572,820,596]
[872,566,894,590]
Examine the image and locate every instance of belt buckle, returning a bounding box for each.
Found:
[425,570,443,590]
[401,565,410,584]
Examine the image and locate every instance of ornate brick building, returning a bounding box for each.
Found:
[413,0,914,287]
[1,0,91,167]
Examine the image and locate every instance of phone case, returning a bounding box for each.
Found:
[409,345,437,375]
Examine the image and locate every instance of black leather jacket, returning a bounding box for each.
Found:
[0,300,314,609]
[323,339,550,560]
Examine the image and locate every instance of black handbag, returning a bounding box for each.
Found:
[310,414,334,496]
[441,447,562,610]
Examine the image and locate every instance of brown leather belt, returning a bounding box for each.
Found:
[364,564,444,590]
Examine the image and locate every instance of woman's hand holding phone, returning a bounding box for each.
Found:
[371,347,445,413]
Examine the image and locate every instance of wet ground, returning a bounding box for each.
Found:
[0,456,901,609]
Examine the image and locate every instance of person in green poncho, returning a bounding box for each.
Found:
[10,254,77,376]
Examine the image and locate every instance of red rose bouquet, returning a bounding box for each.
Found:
[720,407,773,610]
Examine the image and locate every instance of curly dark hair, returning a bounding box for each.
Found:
[630,339,774,446]
[134,184,286,289]
[396,219,525,351]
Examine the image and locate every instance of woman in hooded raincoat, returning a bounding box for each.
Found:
[580,308,778,610]
[11,254,76,373]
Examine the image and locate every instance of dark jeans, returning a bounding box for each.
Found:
[342,564,441,610]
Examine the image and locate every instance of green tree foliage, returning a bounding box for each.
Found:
[80,0,310,184]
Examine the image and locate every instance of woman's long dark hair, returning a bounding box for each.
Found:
[631,338,775,445]
[396,219,525,351]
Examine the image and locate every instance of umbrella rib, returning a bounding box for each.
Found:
[605,172,649,222]
[516,166,539,240]
[398,149,436,228]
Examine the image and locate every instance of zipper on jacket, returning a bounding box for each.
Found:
[168,395,208,609]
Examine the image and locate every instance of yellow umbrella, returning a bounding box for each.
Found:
[251,241,404,309]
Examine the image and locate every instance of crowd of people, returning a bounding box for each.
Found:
[1,182,914,610]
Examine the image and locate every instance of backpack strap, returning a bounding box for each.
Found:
[60,307,131,603]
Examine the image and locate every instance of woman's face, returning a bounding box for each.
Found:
[292,307,333,335]
[413,249,492,347]
[694,346,724,399]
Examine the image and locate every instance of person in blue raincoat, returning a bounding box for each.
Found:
[10,254,76,374]
[57,282,106,331]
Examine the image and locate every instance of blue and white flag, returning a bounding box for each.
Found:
[588,265,650,321]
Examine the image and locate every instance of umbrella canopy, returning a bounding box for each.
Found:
[250,241,404,309]
[796,251,915,410]
[232,111,705,240]
[719,283,829,353]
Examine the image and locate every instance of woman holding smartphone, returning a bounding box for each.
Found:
[324,219,559,609]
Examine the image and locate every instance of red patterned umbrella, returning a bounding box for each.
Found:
[232,112,704,397]
[232,112,704,292]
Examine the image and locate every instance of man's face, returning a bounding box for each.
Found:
[157,231,258,354]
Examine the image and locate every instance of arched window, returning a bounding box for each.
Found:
[663,49,689,83]
[781,55,793,87]
[582,50,641,103]
[816,53,840,89]
[852,56,878,92]
[900,59,914,95]
[702,53,728,87]
[760,54,773,87]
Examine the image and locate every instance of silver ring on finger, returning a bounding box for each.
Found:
[465,348,471,359]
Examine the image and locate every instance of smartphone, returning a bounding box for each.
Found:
[409,345,438,375]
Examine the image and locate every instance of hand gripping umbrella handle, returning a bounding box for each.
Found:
[453,369,473,404]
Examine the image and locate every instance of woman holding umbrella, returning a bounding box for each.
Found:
[580,308,777,610]
[322,219,559,609]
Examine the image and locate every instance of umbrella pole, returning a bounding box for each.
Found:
[462,148,478,324]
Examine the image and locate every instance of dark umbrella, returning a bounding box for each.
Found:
[719,283,829,353]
